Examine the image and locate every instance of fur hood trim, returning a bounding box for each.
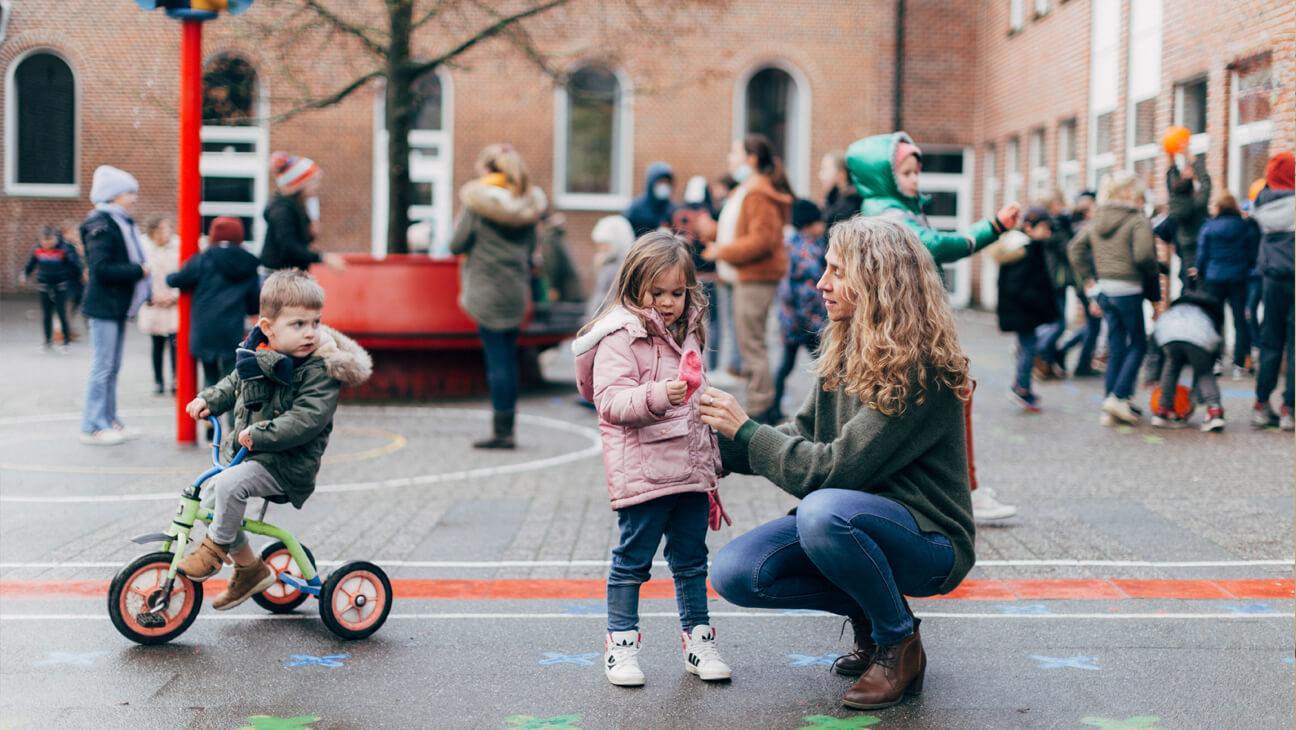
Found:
[460,179,548,228]
[572,306,643,356]
[313,325,373,386]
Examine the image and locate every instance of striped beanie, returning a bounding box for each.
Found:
[270,151,321,195]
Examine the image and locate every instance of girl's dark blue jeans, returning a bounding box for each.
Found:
[711,489,954,645]
[478,327,519,413]
[607,492,710,633]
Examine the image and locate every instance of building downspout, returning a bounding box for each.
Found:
[894,0,905,131]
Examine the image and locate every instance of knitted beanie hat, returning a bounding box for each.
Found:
[208,216,244,245]
[270,151,321,195]
[90,165,139,204]
[1265,151,1294,191]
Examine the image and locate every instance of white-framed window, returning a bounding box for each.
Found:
[1228,53,1275,200]
[1126,0,1161,206]
[4,48,78,197]
[1004,136,1022,206]
[919,147,975,309]
[0,1,12,43]
[553,64,632,211]
[200,53,268,252]
[735,61,811,195]
[1028,127,1050,201]
[1088,0,1119,189]
[980,143,999,310]
[1035,0,1051,18]
[1010,0,1025,31]
[372,66,455,256]
[1057,118,1081,201]
[1174,76,1209,156]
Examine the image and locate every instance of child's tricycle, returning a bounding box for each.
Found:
[108,417,392,644]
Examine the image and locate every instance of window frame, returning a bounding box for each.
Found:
[4,47,80,198]
[552,64,633,211]
[1087,0,1120,190]
[919,146,975,309]
[1004,136,1023,207]
[1010,0,1025,32]
[199,52,269,253]
[1173,76,1210,155]
[1124,0,1161,189]
[1027,127,1050,201]
[1057,118,1081,201]
[733,59,812,195]
[1228,59,1275,200]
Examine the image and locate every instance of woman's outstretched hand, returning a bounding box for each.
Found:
[699,387,749,439]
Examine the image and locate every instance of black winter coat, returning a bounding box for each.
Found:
[166,245,261,361]
[997,239,1059,334]
[80,210,146,321]
[823,186,864,229]
[260,194,319,271]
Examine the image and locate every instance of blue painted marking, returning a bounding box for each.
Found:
[538,652,599,666]
[1223,604,1278,614]
[34,650,109,667]
[283,653,349,668]
[1029,654,1101,670]
[560,604,606,615]
[1220,388,1253,399]
[997,603,1052,615]
[1283,656,1295,665]
[787,653,838,667]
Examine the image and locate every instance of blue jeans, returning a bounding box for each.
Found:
[478,327,519,413]
[1014,331,1037,393]
[607,492,710,633]
[1257,277,1294,409]
[700,279,720,370]
[81,317,127,433]
[1059,289,1102,372]
[711,490,954,645]
[1207,279,1251,367]
[1097,293,1146,399]
[1034,292,1068,365]
[1246,277,1263,351]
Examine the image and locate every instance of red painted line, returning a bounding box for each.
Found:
[2,578,1292,601]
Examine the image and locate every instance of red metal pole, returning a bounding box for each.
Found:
[175,19,202,444]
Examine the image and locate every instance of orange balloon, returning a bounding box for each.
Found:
[1162,126,1191,156]
[1249,177,1267,202]
[1150,383,1194,418]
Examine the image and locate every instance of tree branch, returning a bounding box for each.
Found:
[271,69,385,124]
[406,0,572,79]
[411,0,449,30]
[300,0,388,57]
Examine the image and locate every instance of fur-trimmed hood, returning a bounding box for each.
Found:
[313,325,373,386]
[459,179,548,228]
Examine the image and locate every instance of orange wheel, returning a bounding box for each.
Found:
[318,561,391,640]
[108,552,202,645]
[1149,383,1194,418]
[252,541,316,613]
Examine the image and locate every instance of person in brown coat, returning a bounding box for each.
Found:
[704,134,793,423]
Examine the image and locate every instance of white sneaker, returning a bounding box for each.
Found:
[604,631,645,686]
[1101,395,1140,425]
[1099,411,1117,427]
[682,625,732,680]
[971,486,1018,521]
[80,430,125,446]
[112,423,142,441]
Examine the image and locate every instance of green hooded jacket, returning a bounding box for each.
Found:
[846,132,1001,265]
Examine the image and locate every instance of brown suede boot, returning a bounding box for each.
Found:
[177,535,229,582]
[212,559,276,611]
[841,620,926,710]
[831,614,876,676]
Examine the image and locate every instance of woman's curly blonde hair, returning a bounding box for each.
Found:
[815,217,971,416]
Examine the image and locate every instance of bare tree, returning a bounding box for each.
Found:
[239,0,720,254]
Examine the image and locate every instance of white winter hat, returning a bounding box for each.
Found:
[591,215,635,264]
[90,165,139,204]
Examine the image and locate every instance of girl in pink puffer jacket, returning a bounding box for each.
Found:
[572,231,731,688]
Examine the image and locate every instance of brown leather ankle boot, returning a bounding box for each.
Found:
[831,613,876,676]
[841,620,926,710]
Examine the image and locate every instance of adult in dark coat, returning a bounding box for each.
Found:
[997,209,1059,410]
[1166,151,1211,284]
[1196,193,1260,372]
[1250,151,1296,429]
[819,151,863,229]
[260,151,345,274]
[623,161,678,236]
[167,217,262,387]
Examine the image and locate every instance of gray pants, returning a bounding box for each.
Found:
[1159,340,1221,412]
[735,281,779,415]
[201,461,285,553]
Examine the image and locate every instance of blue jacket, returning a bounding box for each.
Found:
[1196,212,1258,283]
[623,161,677,237]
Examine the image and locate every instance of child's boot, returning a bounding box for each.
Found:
[682,624,732,681]
[177,535,229,582]
[213,559,276,611]
[604,630,645,686]
[473,410,516,450]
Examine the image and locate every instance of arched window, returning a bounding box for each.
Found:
[200,52,268,249]
[5,50,77,195]
[736,62,810,195]
[554,64,632,209]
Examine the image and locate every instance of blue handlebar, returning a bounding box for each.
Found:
[207,415,248,469]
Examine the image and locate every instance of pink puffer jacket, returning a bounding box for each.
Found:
[573,305,722,510]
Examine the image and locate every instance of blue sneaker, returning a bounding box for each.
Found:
[1009,386,1041,414]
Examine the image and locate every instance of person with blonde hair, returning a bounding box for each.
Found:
[1069,171,1159,426]
[451,143,548,449]
[701,217,975,710]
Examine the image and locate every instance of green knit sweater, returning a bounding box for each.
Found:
[720,377,975,594]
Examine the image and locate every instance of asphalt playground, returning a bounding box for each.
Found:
[0,298,1292,729]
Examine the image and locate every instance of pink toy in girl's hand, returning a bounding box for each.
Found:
[678,350,703,402]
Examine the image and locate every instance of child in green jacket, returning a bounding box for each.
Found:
[177,269,372,610]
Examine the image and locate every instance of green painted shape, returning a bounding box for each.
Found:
[797,715,883,729]
[1116,425,1134,434]
[0,719,30,730]
[1142,435,1165,445]
[235,715,322,730]
[1008,435,1026,444]
[1079,716,1162,729]
[503,715,582,729]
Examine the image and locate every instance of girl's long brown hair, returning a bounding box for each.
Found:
[815,217,970,416]
[580,231,707,348]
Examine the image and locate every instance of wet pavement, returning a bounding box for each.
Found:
[0,297,1291,729]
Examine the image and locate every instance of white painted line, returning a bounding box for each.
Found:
[0,408,602,504]
[0,611,1291,622]
[3,558,1292,570]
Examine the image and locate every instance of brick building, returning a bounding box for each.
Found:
[1,0,1292,307]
